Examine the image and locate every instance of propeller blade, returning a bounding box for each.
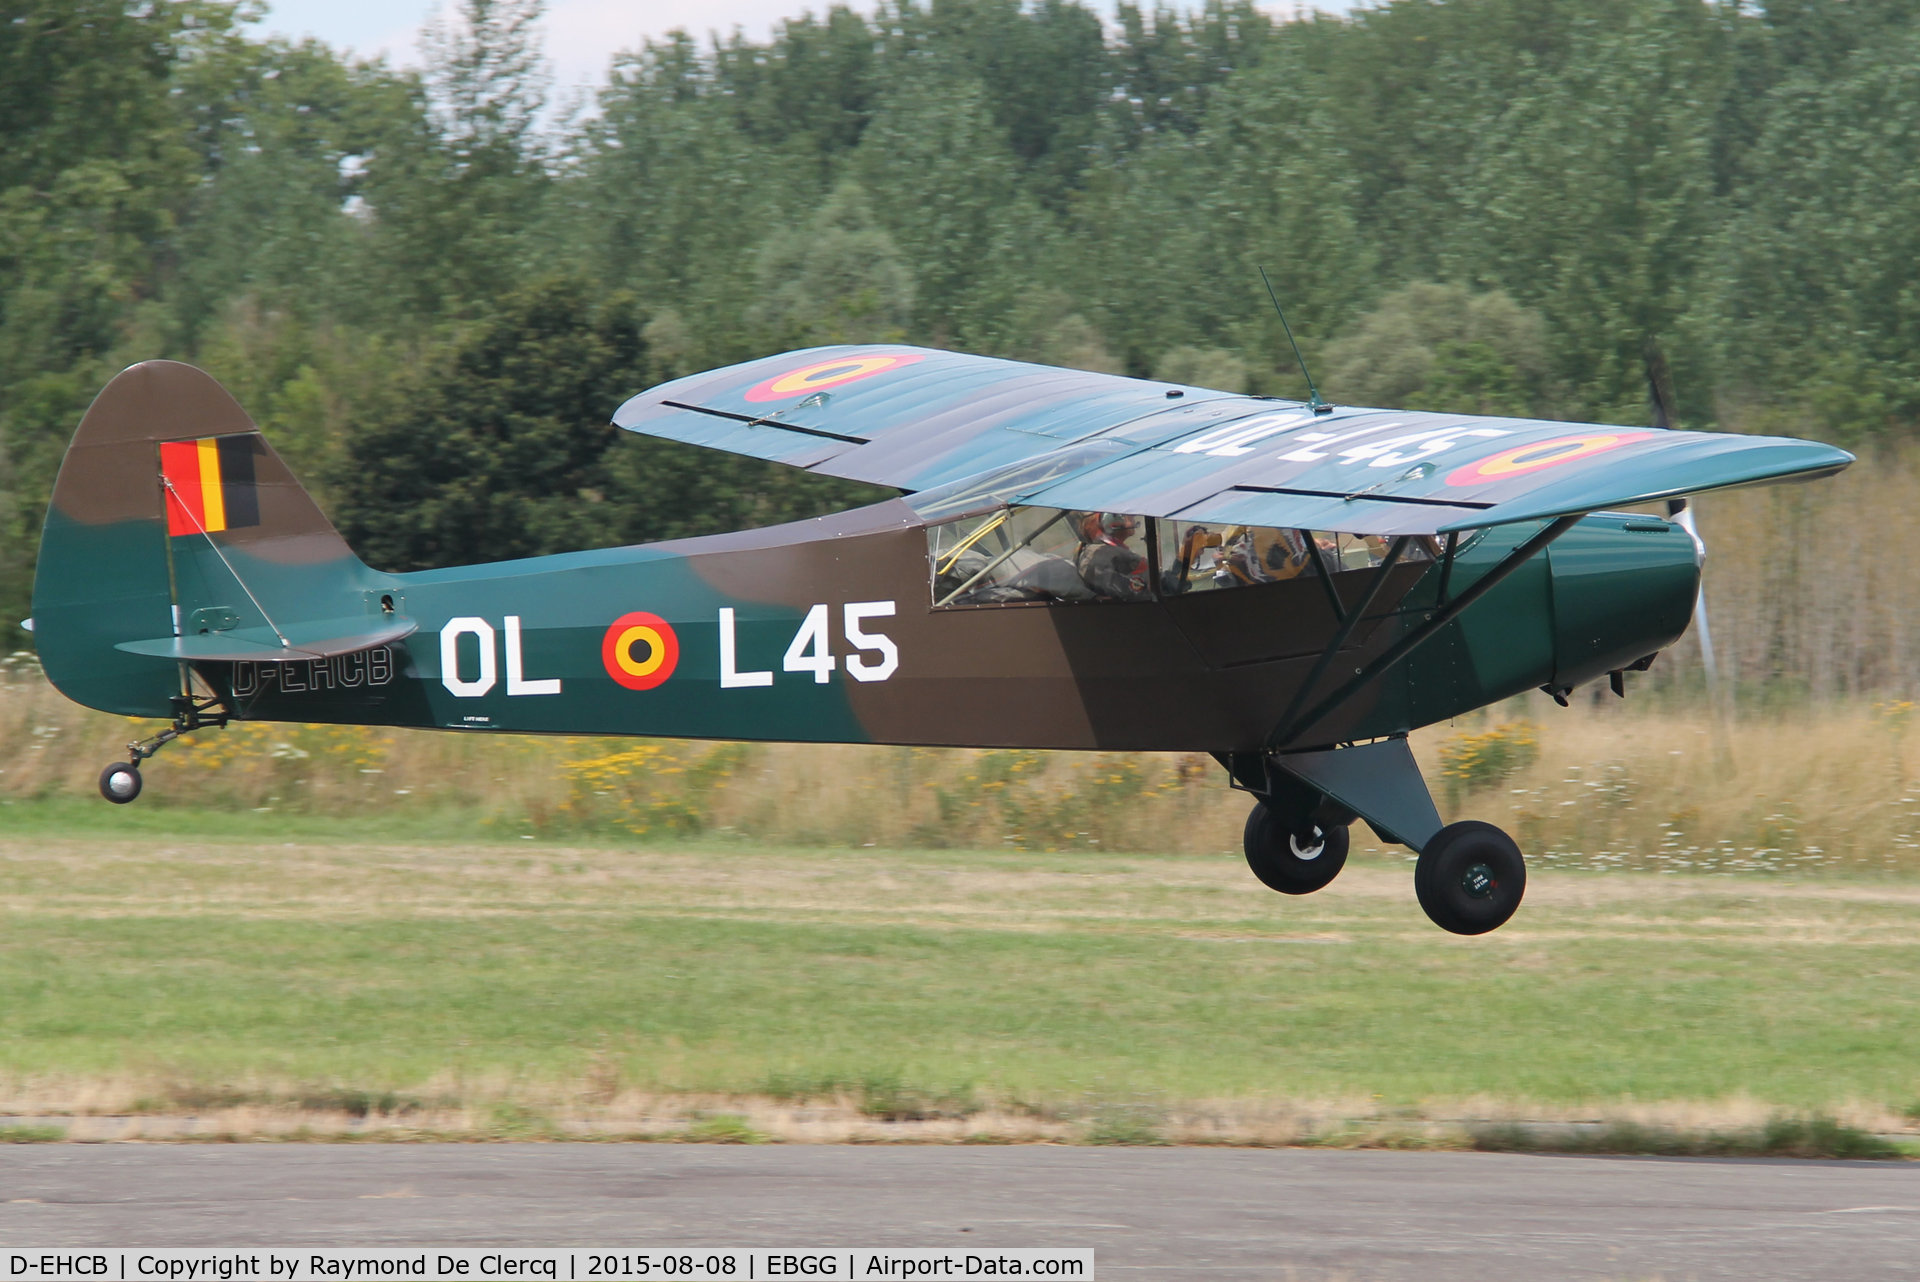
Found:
[1646,337,1718,687]
[1644,337,1678,431]
[1673,503,1718,688]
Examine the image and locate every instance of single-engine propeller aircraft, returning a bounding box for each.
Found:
[30,347,1852,933]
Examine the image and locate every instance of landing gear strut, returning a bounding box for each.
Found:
[1243,802,1349,894]
[97,693,228,804]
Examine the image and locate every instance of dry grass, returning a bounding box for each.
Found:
[10,656,1920,873]
[1668,447,1920,700]
[0,1084,1907,1152]
[4,446,1920,863]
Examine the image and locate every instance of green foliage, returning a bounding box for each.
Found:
[1324,283,1557,416]
[330,277,646,569]
[748,182,915,347]
[1154,346,1251,394]
[7,0,1920,629]
[1704,21,1920,441]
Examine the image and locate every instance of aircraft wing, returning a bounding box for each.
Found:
[614,345,1853,534]
[1009,408,1854,535]
[612,344,1259,490]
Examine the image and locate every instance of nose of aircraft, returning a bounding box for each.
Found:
[1545,513,1702,692]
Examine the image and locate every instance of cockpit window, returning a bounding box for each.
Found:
[929,510,1433,607]
[929,507,1150,606]
[1158,521,1430,595]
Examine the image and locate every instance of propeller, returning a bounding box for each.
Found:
[1645,338,1719,690]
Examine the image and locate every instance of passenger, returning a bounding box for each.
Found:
[1215,526,1314,587]
[1162,524,1222,595]
[1076,511,1151,601]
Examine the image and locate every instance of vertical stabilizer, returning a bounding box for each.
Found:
[33,361,373,716]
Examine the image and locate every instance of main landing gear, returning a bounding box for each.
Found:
[1241,802,1527,934]
[1222,738,1528,935]
[97,694,228,805]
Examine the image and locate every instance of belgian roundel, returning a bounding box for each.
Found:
[743,352,926,404]
[602,612,679,691]
[1446,431,1657,488]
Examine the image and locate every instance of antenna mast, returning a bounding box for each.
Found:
[1260,266,1331,415]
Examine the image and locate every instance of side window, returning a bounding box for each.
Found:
[929,508,1151,606]
[1158,523,1429,594]
[1331,532,1433,571]
[1160,522,1319,594]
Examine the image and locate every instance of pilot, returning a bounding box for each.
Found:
[1076,511,1151,601]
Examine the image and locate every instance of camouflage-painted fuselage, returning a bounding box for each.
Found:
[215,506,1699,751]
[34,362,1701,753]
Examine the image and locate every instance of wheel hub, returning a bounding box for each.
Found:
[1461,862,1496,899]
[1289,829,1325,861]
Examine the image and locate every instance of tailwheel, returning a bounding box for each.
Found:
[98,762,142,805]
[1415,820,1526,935]
[1243,802,1349,895]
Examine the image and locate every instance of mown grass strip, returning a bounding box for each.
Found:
[0,828,1918,1144]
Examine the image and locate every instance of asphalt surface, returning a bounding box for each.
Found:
[1,1145,1916,1279]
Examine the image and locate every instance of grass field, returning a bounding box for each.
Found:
[1,812,1917,1149]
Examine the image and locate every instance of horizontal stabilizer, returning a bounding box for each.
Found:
[115,617,416,663]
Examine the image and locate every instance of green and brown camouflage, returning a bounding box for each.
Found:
[27,353,1850,931]
[31,359,1706,750]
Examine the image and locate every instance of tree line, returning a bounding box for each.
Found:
[4,0,1918,651]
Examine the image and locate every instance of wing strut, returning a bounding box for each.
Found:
[1270,515,1583,748]
[1270,535,1414,740]
[1303,530,1347,622]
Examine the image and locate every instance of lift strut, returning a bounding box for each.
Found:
[1270,515,1583,749]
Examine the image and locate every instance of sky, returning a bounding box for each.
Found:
[254,1,1362,100]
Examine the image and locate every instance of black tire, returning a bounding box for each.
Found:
[98,762,142,805]
[1415,820,1526,935]
[1243,802,1349,895]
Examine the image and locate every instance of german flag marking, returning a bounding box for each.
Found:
[160,436,260,537]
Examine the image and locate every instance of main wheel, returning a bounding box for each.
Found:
[98,762,142,805]
[1244,802,1349,895]
[1415,820,1525,934]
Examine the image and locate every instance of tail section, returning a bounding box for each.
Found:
[33,361,408,717]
